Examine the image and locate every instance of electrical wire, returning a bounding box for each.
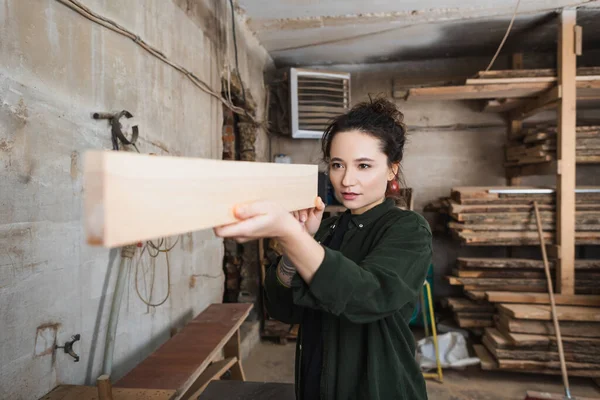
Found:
[134,237,180,308]
[55,0,259,124]
[228,0,255,122]
[484,0,522,72]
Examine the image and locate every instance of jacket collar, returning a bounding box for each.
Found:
[329,198,396,231]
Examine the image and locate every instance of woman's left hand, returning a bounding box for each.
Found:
[214,201,302,243]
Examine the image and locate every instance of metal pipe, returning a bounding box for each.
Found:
[103,245,136,376]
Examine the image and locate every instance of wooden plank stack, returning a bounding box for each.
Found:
[440,297,495,332]
[506,125,600,167]
[477,304,600,378]
[446,186,600,246]
[448,257,600,296]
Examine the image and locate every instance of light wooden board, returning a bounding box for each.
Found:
[466,75,600,85]
[404,81,600,101]
[473,344,496,370]
[485,291,600,306]
[557,10,578,295]
[497,303,600,322]
[496,314,600,337]
[40,385,176,400]
[84,151,318,247]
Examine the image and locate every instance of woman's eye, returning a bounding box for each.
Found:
[331,163,343,169]
[359,164,371,169]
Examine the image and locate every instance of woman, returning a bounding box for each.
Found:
[215,98,432,400]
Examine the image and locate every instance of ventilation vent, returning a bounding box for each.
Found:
[290,68,351,139]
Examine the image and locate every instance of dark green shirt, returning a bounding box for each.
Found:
[264,198,432,400]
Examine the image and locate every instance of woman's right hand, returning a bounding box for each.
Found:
[292,196,326,236]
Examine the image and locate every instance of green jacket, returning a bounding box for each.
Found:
[264,199,432,400]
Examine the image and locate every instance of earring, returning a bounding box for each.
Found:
[386,179,400,195]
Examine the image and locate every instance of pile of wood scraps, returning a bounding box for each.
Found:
[475,304,600,378]
[506,125,600,167]
[444,187,600,246]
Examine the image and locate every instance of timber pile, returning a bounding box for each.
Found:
[506,125,600,167]
[440,296,495,333]
[444,257,600,336]
[475,305,600,378]
[448,257,600,296]
[446,186,600,246]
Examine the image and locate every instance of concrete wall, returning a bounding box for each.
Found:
[270,54,600,296]
[0,1,271,399]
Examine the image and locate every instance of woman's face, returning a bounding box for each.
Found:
[328,130,397,215]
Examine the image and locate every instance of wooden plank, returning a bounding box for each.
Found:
[490,347,600,364]
[450,202,555,214]
[467,76,600,85]
[406,82,553,101]
[485,291,600,307]
[505,331,600,349]
[497,303,600,321]
[465,290,487,301]
[455,231,600,246]
[455,269,546,279]
[473,344,496,370]
[116,304,252,394]
[455,316,493,328]
[181,357,238,400]
[40,386,176,400]
[496,314,600,337]
[557,10,577,295]
[495,358,600,375]
[441,297,495,312]
[83,151,317,247]
[477,67,600,79]
[458,257,600,270]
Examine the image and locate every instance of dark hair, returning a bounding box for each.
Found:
[323,95,406,160]
[321,96,408,202]
[321,97,406,166]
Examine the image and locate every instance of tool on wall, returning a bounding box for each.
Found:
[56,334,81,362]
[93,110,139,152]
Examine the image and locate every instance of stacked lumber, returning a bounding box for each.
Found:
[448,257,600,296]
[476,304,600,378]
[447,187,600,246]
[440,297,495,331]
[506,125,600,166]
[400,67,600,102]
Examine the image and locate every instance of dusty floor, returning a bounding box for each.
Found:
[244,341,600,400]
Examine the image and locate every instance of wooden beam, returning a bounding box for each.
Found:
[557,9,577,295]
[485,291,600,307]
[84,151,318,247]
[406,82,553,101]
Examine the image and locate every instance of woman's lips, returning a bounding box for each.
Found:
[342,192,359,201]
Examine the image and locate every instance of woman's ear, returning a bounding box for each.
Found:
[388,163,400,180]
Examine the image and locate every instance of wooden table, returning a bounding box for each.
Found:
[198,381,295,400]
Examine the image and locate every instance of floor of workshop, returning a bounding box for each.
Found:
[244,341,600,400]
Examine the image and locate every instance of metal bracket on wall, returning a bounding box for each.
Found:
[93,110,140,151]
[56,334,81,362]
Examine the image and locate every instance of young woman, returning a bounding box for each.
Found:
[215,98,432,400]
